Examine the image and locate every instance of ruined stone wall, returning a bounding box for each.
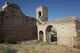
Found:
[37,17,78,47]
[54,17,78,47]
[0,3,37,42]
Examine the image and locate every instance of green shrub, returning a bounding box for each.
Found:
[74,36,80,41]
[4,35,16,44]
[2,47,16,53]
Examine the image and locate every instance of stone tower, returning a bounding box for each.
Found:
[36,5,48,22]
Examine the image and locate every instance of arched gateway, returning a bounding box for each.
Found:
[46,25,57,43]
[38,24,57,43]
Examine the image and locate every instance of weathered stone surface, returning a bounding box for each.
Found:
[36,5,80,47]
[0,2,37,42]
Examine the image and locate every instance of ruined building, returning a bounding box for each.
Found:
[0,2,37,42]
[0,2,80,47]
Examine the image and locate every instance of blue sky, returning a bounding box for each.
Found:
[0,0,80,20]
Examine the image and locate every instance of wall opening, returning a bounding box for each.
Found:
[46,25,57,42]
[38,11,41,17]
[39,31,43,41]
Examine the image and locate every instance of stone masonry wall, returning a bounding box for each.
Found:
[0,3,37,42]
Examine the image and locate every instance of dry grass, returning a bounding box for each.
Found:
[0,41,80,53]
[17,44,80,53]
[0,44,80,53]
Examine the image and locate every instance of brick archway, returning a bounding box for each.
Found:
[46,25,57,43]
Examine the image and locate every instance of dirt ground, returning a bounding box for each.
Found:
[0,41,80,53]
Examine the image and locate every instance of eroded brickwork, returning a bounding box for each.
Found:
[0,2,37,42]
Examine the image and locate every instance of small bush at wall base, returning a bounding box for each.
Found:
[4,35,16,44]
[2,47,16,53]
